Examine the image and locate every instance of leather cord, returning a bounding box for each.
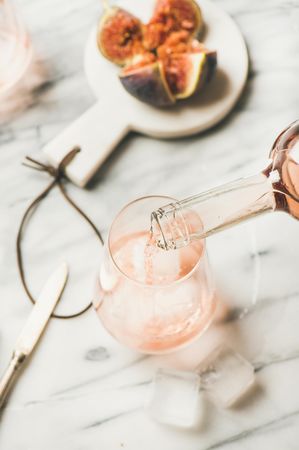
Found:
[16,147,104,319]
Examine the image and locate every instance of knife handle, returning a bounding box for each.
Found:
[0,351,26,410]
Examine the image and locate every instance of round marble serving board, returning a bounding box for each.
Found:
[43,0,248,187]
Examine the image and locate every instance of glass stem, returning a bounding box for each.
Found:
[152,173,276,250]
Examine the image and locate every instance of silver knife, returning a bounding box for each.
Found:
[0,262,68,410]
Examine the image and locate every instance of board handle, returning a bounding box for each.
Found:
[43,101,130,187]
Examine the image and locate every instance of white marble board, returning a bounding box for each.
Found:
[42,0,248,187]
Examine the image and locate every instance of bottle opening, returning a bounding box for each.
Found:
[151,203,191,251]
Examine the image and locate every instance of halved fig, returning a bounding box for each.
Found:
[97,7,144,66]
[119,59,175,107]
[144,0,203,50]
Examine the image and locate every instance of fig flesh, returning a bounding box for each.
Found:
[164,52,206,98]
[97,7,144,66]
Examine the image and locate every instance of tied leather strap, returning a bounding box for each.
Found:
[17,147,104,319]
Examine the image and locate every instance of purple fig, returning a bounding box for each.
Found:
[120,60,175,107]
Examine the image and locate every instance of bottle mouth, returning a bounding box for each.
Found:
[151,202,191,251]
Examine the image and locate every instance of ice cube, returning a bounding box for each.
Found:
[146,368,201,428]
[114,234,148,283]
[152,278,201,334]
[131,236,148,282]
[150,246,180,284]
[197,345,255,408]
[113,232,181,284]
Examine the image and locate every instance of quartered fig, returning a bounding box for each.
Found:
[158,36,217,98]
[120,59,175,107]
[97,7,144,66]
[144,0,203,50]
[97,0,217,107]
[164,52,206,98]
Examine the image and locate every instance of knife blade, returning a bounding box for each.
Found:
[0,262,68,410]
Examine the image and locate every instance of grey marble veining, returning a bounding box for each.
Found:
[0,0,299,448]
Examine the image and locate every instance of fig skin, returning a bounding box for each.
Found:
[205,50,217,82]
[190,50,218,95]
[97,7,144,66]
[119,62,175,107]
[177,51,217,99]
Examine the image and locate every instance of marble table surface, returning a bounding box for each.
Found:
[0,0,298,448]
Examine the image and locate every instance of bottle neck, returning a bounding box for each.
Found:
[151,172,276,250]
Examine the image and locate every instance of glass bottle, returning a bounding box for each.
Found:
[151,120,299,250]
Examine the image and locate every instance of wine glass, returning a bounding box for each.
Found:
[93,196,216,354]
